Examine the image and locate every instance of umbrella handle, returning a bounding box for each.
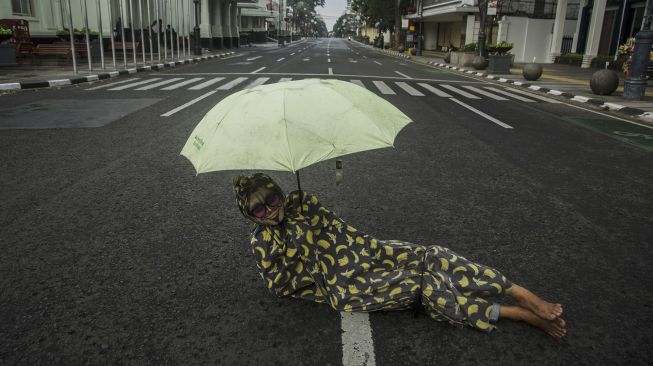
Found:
[296,170,303,214]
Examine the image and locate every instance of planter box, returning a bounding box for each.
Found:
[451,51,475,67]
[0,43,17,66]
[487,54,512,74]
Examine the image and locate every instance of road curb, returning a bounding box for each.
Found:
[357,41,653,124]
[0,51,236,91]
[419,60,653,123]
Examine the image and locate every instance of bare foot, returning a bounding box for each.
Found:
[510,285,563,320]
[520,308,567,339]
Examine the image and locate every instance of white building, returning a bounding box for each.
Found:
[406,0,651,67]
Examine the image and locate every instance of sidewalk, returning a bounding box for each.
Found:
[0,49,238,90]
[410,49,653,123]
[0,40,307,90]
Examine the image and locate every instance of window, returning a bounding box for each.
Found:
[12,0,34,16]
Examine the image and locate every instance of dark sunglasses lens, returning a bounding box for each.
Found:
[266,194,281,207]
[252,205,267,219]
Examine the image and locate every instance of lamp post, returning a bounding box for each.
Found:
[623,7,652,99]
[193,0,201,55]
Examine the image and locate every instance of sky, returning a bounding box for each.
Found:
[317,0,348,31]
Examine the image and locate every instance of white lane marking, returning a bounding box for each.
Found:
[246,56,262,61]
[395,82,424,96]
[161,90,217,117]
[329,68,334,75]
[303,58,310,61]
[449,98,513,129]
[278,78,292,82]
[85,77,140,90]
[440,84,481,99]
[341,312,376,366]
[417,83,452,97]
[484,87,536,102]
[188,77,226,90]
[161,77,205,90]
[108,78,163,90]
[394,71,411,79]
[373,61,382,65]
[350,80,366,88]
[290,52,295,55]
[461,85,508,100]
[501,87,561,103]
[276,57,285,62]
[372,81,395,95]
[328,58,331,63]
[245,77,270,88]
[251,67,266,74]
[135,77,184,90]
[217,77,248,90]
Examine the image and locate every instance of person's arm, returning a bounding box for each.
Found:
[250,226,326,303]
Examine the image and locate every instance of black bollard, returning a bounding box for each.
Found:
[623,10,653,99]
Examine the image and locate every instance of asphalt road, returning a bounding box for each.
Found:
[1,38,652,365]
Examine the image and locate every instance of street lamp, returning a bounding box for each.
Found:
[623,7,653,99]
[193,0,201,55]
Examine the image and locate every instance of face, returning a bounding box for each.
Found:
[247,187,285,226]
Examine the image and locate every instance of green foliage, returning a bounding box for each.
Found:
[56,27,99,37]
[486,41,513,55]
[0,25,12,36]
[460,42,477,52]
[560,52,583,60]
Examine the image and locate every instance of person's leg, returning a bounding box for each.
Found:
[498,305,566,339]
[506,285,563,320]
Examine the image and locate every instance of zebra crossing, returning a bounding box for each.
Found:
[85,76,552,103]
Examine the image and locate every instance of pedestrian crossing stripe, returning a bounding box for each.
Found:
[86,76,550,103]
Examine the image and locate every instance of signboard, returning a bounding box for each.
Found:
[409,25,415,31]
[401,19,409,29]
[406,34,414,42]
[487,0,497,15]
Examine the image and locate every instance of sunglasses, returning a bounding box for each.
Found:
[249,193,282,219]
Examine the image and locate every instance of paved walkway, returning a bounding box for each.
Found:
[415,50,653,114]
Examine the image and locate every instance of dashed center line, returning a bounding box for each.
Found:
[251,67,266,74]
[276,57,285,62]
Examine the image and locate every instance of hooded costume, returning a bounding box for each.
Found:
[233,173,513,332]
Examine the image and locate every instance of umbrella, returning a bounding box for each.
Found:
[180,78,412,206]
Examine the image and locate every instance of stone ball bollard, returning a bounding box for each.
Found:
[472,55,487,70]
[443,52,451,63]
[522,63,543,81]
[398,45,405,53]
[590,69,619,95]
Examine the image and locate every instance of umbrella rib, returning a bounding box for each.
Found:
[282,88,297,172]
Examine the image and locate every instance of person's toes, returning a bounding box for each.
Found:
[555,317,566,328]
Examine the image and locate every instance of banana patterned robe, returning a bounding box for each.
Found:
[249,191,513,332]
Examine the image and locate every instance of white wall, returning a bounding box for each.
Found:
[0,0,198,38]
[424,21,437,50]
[505,16,578,63]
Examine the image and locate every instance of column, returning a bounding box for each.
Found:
[230,1,238,47]
[571,0,587,52]
[497,15,509,42]
[200,0,212,40]
[548,0,568,62]
[221,0,230,47]
[581,0,606,68]
[465,14,476,45]
[212,0,223,48]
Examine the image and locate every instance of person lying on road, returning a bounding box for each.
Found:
[233,173,566,338]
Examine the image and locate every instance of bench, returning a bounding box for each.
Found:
[111,41,139,52]
[34,44,73,63]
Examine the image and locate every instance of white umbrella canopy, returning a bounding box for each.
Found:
[180,78,412,174]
